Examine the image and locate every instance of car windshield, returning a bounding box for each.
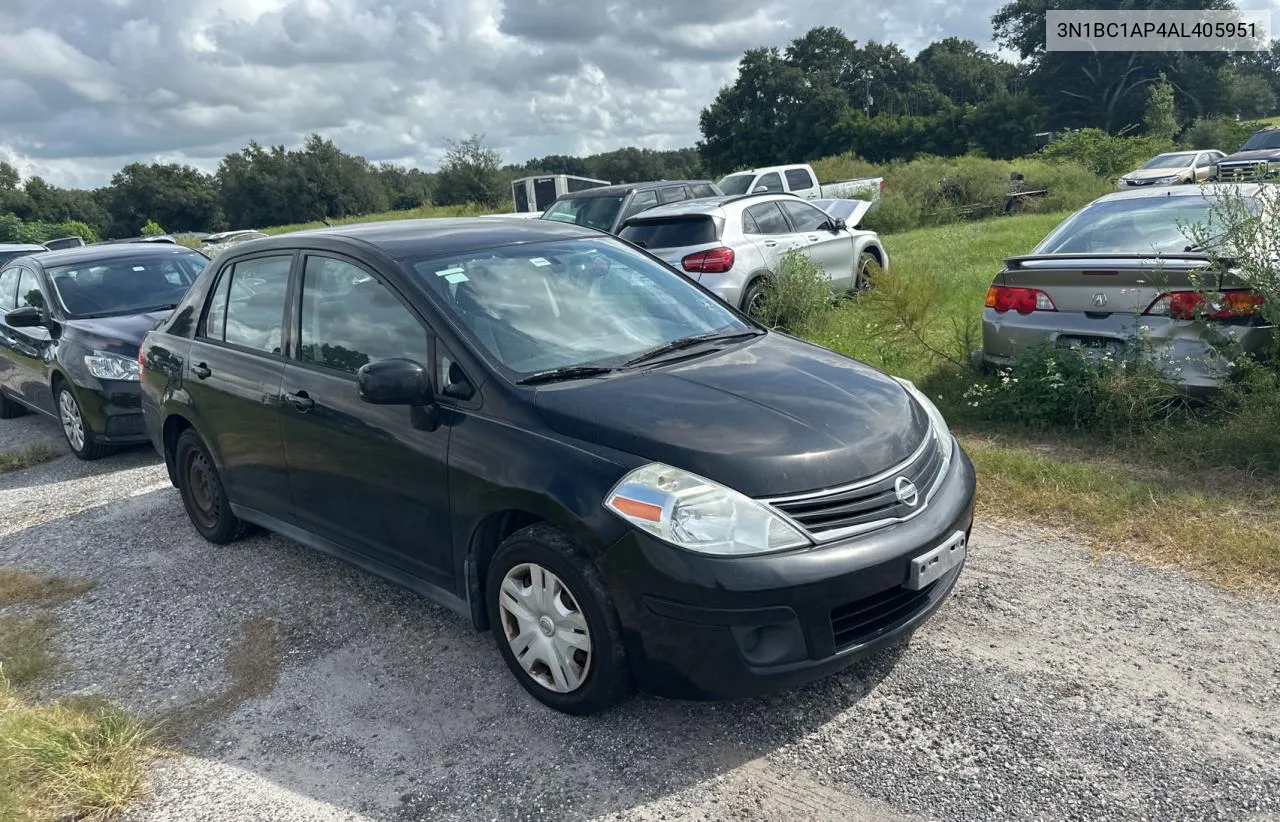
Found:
[406,237,751,377]
[1035,194,1263,255]
[541,197,625,232]
[48,253,208,318]
[1141,154,1194,170]
[716,174,754,195]
[1239,130,1280,151]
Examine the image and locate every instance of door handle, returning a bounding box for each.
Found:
[192,362,211,379]
[284,390,315,412]
[806,235,820,242]
[763,240,778,247]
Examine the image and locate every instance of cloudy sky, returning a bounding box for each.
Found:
[0,0,1271,189]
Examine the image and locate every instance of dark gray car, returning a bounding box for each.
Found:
[980,184,1275,393]
[540,180,722,235]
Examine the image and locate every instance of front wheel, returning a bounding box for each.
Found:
[57,384,111,460]
[486,524,632,714]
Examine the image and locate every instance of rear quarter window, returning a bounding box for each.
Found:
[785,168,814,190]
[619,217,718,249]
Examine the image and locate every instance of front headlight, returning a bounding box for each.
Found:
[84,351,140,381]
[604,463,809,556]
[893,377,954,448]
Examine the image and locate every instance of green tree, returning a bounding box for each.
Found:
[1226,73,1277,120]
[967,92,1046,159]
[433,134,505,208]
[106,163,221,237]
[0,214,22,242]
[0,162,19,191]
[916,38,1013,107]
[140,219,166,236]
[1144,74,1179,141]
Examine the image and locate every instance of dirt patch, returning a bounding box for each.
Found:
[0,568,96,608]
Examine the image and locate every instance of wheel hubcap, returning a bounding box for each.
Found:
[59,390,84,451]
[184,451,217,529]
[498,563,591,693]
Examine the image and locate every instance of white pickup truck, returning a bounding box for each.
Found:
[716,163,883,203]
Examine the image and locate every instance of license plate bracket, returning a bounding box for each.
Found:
[906,531,967,590]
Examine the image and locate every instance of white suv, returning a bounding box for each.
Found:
[618,193,888,315]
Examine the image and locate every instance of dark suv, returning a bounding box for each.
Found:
[540,180,722,234]
[138,218,975,715]
[1212,126,1280,183]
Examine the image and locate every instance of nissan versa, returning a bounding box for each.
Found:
[138,218,976,714]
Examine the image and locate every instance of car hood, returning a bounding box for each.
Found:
[63,310,171,355]
[1220,150,1280,163]
[534,333,931,498]
[1122,167,1190,180]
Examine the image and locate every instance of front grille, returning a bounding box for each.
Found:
[105,414,145,436]
[831,582,935,651]
[764,429,948,541]
[1217,162,1277,183]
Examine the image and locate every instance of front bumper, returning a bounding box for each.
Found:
[75,380,148,444]
[981,309,1275,394]
[597,443,976,700]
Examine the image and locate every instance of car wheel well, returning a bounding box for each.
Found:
[162,414,194,485]
[467,510,547,630]
[864,246,883,266]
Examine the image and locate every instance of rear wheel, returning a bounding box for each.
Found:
[741,278,768,318]
[175,429,249,544]
[56,383,111,460]
[855,251,881,291]
[486,524,632,714]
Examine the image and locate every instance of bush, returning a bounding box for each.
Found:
[49,220,98,243]
[860,191,919,234]
[755,250,834,334]
[139,220,165,237]
[809,152,880,184]
[1179,116,1268,153]
[0,215,21,242]
[1038,128,1176,178]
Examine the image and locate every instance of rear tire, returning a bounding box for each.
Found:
[855,251,880,291]
[0,391,25,420]
[174,429,249,544]
[740,278,768,318]
[486,524,632,715]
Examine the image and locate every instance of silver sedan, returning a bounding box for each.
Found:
[980,184,1275,393]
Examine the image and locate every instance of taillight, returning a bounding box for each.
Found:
[879,179,885,191]
[985,285,1056,315]
[1144,289,1264,321]
[137,344,146,380]
[682,247,735,274]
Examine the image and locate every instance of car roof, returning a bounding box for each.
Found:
[0,243,48,252]
[1090,182,1264,205]
[1149,150,1201,157]
[620,192,797,221]
[248,216,604,259]
[27,242,207,269]
[554,180,714,199]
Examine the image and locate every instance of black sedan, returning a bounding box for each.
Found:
[138,218,975,714]
[0,243,209,459]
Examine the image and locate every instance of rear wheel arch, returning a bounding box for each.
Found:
[162,413,196,485]
[739,271,772,312]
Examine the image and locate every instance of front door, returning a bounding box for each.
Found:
[10,266,57,413]
[279,253,452,588]
[779,199,856,292]
[186,253,294,515]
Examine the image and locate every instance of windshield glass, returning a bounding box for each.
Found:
[1140,154,1194,170]
[716,174,754,195]
[407,237,750,377]
[540,196,624,232]
[1035,194,1262,255]
[1240,130,1280,151]
[48,252,208,318]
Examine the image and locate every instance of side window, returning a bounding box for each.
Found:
[785,168,814,191]
[779,200,830,232]
[298,256,430,376]
[743,202,791,235]
[17,267,45,310]
[619,190,659,223]
[755,172,784,193]
[657,186,688,205]
[0,267,18,312]
[742,210,761,234]
[691,183,717,198]
[202,255,291,355]
[438,351,476,401]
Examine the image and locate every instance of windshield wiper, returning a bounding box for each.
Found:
[624,329,762,367]
[517,365,617,385]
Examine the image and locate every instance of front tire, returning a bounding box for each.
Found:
[56,384,110,460]
[174,429,249,544]
[486,524,632,714]
[855,251,880,291]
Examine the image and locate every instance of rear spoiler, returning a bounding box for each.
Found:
[1003,252,1234,269]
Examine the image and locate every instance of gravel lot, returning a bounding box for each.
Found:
[1,415,1278,822]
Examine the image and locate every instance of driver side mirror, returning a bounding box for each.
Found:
[828,217,847,232]
[357,358,434,406]
[4,306,46,329]
[753,185,768,193]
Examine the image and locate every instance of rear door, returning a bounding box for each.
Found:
[784,167,819,198]
[185,252,294,515]
[779,199,855,291]
[279,253,452,587]
[742,201,801,270]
